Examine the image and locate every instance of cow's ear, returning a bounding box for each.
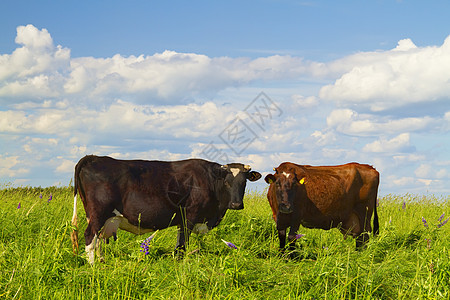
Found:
[265,174,276,184]
[247,171,262,182]
[294,167,307,184]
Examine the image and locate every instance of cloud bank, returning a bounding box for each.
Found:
[320,37,450,112]
[0,25,449,194]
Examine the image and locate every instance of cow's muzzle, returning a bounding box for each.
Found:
[229,202,244,210]
[279,205,293,214]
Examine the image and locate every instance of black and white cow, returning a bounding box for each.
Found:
[70,155,261,263]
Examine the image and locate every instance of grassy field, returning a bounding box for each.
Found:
[0,186,449,299]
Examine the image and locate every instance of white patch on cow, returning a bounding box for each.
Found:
[192,223,209,234]
[282,172,291,178]
[230,168,240,177]
[86,234,98,265]
[72,195,77,222]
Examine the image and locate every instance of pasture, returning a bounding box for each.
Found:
[0,186,449,299]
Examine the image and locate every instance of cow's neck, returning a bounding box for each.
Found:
[214,179,230,219]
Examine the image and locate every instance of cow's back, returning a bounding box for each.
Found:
[75,156,221,228]
[294,163,377,220]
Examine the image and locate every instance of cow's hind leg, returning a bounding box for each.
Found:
[278,229,287,251]
[356,232,370,250]
[356,210,372,250]
[84,212,110,264]
[84,223,99,265]
[341,211,369,250]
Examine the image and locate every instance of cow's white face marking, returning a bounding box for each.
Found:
[282,172,291,178]
[230,168,240,177]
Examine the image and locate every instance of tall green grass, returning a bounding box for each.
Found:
[0,186,449,299]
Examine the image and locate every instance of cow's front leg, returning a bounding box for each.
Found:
[287,225,300,252]
[175,224,192,257]
[276,215,291,252]
[277,227,287,251]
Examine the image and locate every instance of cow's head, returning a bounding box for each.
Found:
[220,163,261,210]
[265,165,306,214]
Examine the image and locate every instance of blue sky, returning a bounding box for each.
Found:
[1,0,450,195]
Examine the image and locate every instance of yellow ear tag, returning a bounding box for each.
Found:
[268,178,273,184]
[299,178,305,185]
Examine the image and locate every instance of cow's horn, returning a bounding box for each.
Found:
[221,164,228,169]
[244,164,251,171]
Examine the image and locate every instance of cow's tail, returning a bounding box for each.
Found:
[373,169,380,237]
[373,198,379,236]
[70,161,82,254]
[70,193,79,254]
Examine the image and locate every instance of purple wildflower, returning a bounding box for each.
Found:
[39,193,43,199]
[422,217,428,228]
[402,201,406,210]
[295,234,306,239]
[437,218,449,228]
[438,213,445,222]
[17,202,21,209]
[140,231,158,255]
[47,194,52,203]
[221,239,238,249]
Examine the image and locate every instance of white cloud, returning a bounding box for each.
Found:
[15,24,53,50]
[415,163,448,179]
[319,36,450,112]
[0,25,70,99]
[436,169,448,179]
[393,154,426,163]
[0,108,79,135]
[0,155,29,177]
[1,25,449,195]
[417,179,433,186]
[55,158,75,173]
[0,99,236,144]
[291,94,319,109]
[326,109,437,136]
[310,130,336,146]
[0,25,324,106]
[392,176,415,187]
[363,133,413,153]
[414,164,432,178]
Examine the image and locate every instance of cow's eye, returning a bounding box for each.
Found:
[224,181,231,188]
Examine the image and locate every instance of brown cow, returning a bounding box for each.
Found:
[264,162,379,252]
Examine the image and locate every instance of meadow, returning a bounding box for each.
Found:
[0,186,449,299]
